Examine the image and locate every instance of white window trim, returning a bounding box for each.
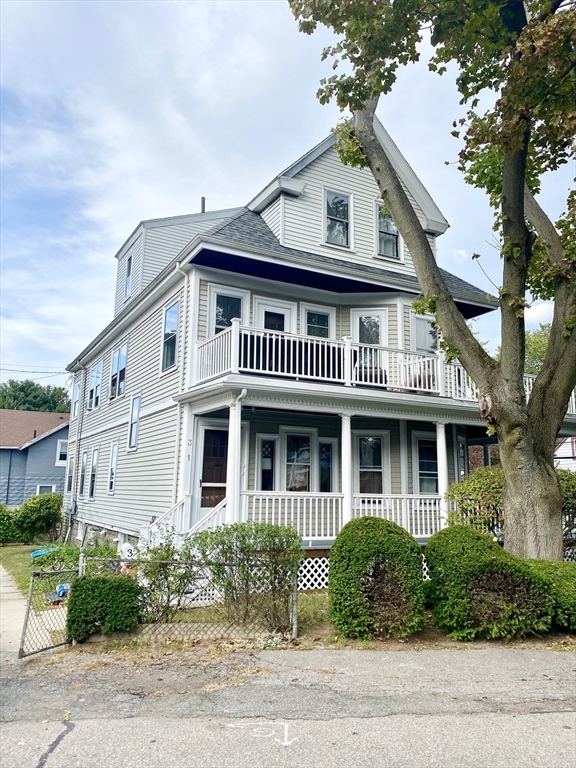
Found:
[323,186,354,251]
[127,393,141,452]
[66,455,74,494]
[78,449,88,498]
[279,426,319,492]
[72,381,81,420]
[207,283,250,339]
[352,430,391,495]
[300,302,337,339]
[373,200,404,262]
[110,339,128,399]
[319,437,339,493]
[350,308,389,346]
[36,484,56,495]
[125,254,133,299]
[254,296,298,334]
[107,439,119,495]
[255,434,280,491]
[411,431,438,496]
[88,445,99,501]
[159,298,180,375]
[55,439,68,467]
[87,359,103,410]
[410,310,438,354]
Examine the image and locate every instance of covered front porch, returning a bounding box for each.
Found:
[141,385,472,548]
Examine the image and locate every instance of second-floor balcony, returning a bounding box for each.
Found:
[195,319,576,413]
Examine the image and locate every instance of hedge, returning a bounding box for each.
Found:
[66,576,140,642]
[0,493,62,544]
[426,526,555,639]
[525,560,576,632]
[328,517,425,639]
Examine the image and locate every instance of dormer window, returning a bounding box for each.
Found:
[377,207,400,259]
[326,191,350,247]
[125,255,132,297]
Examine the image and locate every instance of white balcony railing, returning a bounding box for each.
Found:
[242,492,343,540]
[194,321,576,415]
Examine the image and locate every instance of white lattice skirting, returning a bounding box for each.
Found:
[298,554,431,591]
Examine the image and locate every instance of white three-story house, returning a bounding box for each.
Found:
[64,118,576,553]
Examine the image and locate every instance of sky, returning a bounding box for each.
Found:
[1,0,573,390]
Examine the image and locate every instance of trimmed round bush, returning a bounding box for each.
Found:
[13,493,62,543]
[525,560,576,631]
[426,526,554,640]
[67,576,140,642]
[328,517,425,639]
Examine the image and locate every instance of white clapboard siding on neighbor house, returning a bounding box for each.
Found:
[260,196,282,241]
[281,147,426,276]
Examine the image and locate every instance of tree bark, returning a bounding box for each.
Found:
[350,99,574,561]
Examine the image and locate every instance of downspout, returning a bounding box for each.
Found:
[172,261,189,504]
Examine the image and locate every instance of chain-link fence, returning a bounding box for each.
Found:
[79,557,298,643]
[19,569,79,658]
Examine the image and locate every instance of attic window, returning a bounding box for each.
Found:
[377,208,399,260]
[326,191,350,248]
[125,255,132,297]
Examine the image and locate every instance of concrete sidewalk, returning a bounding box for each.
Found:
[0,565,27,662]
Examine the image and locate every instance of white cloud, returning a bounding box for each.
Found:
[525,302,554,327]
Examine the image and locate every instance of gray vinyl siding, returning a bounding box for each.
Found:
[76,406,178,532]
[114,234,143,317]
[260,197,282,241]
[282,147,425,277]
[142,220,217,290]
[197,280,209,341]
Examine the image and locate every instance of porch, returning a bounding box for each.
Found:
[193,319,576,413]
[140,491,442,548]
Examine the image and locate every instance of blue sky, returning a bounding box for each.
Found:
[1,0,573,390]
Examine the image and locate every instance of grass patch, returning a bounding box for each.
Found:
[0,543,39,594]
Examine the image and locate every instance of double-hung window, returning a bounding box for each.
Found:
[88,447,98,500]
[414,315,437,354]
[377,207,400,259]
[88,361,103,409]
[108,441,118,494]
[72,382,81,419]
[110,341,128,399]
[326,190,350,247]
[128,395,141,450]
[285,434,312,492]
[79,450,88,497]
[66,455,74,494]
[161,301,179,371]
[55,439,68,467]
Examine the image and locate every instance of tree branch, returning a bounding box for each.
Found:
[524,186,564,263]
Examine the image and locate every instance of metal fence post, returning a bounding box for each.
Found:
[290,570,298,640]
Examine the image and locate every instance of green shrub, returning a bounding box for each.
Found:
[446,467,576,555]
[328,517,425,639]
[0,504,21,544]
[13,493,62,543]
[191,522,302,632]
[425,526,554,639]
[525,560,576,631]
[66,576,140,642]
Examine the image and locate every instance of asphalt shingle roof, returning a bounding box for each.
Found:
[0,410,70,449]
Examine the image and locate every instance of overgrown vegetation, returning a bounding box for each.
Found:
[0,543,38,594]
[66,576,140,642]
[0,493,62,545]
[192,522,302,632]
[34,541,119,570]
[446,467,576,556]
[329,517,425,639]
[425,526,554,640]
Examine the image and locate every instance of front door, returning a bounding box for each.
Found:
[200,428,228,513]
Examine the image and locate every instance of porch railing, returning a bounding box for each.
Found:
[194,323,576,414]
[242,492,343,540]
[187,497,228,535]
[138,495,192,547]
[353,494,442,538]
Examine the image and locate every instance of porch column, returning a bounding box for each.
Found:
[226,398,242,524]
[341,413,353,527]
[436,422,449,528]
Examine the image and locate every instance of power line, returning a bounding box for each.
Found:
[1,367,67,375]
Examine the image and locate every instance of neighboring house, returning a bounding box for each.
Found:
[64,118,576,551]
[555,437,576,472]
[0,410,70,506]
